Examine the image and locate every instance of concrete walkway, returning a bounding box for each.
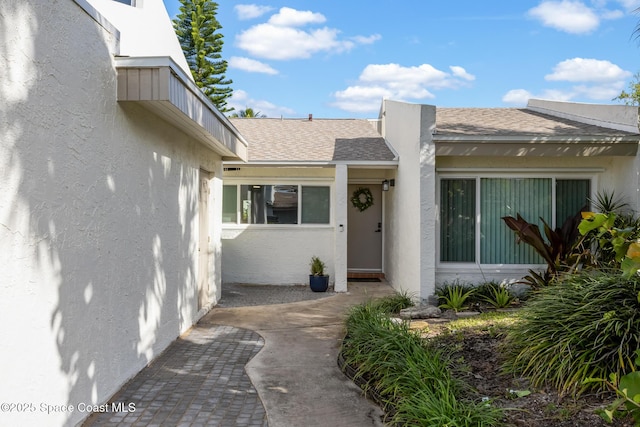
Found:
[85,281,396,426]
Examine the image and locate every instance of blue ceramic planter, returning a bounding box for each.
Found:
[309,275,329,292]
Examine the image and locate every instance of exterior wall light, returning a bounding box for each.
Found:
[382,179,390,191]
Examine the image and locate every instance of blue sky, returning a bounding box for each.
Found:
[162,1,640,118]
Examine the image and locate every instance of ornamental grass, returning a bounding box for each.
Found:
[341,295,504,426]
[502,271,640,396]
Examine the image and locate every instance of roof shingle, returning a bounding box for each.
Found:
[230,118,395,162]
[435,108,637,136]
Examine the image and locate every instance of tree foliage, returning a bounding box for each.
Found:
[613,72,640,106]
[173,0,233,112]
[230,107,266,118]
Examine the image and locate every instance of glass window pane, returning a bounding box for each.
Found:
[440,179,476,262]
[302,186,330,224]
[241,184,298,224]
[480,178,551,264]
[222,185,237,223]
[556,179,590,226]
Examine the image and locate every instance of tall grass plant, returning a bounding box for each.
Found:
[342,296,504,426]
[502,271,640,396]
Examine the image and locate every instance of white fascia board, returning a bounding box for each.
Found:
[433,135,638,143]
[437,167,606,173]
[433,135,639,157]
[116,56,249,160]
[334,161,399,169]
[223,160,399,168]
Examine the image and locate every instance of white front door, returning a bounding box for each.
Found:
[347,184,383,272]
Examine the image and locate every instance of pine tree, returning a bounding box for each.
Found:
[173,0,233,112]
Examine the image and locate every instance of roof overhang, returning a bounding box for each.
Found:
[223,160,399,169]
[115,56,248,161]
[433,135,639,157]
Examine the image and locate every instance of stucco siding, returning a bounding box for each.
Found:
[380,100,424,300]
[221,228,335,284]
[0,2,221,426]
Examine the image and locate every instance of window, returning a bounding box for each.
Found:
[440,177,590,264]
[223,183,331,225]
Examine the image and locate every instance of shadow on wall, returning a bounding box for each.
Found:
[1,2,201,426]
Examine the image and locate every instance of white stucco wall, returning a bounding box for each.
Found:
[0,2,222,426]
[380,100,428,301]
[221,228,335,284]
[334,165,348,292]
[86,0,193,78]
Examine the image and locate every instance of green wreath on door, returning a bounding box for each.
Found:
[351,187,374,212]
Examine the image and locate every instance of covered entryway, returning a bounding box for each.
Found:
[347,184,383,277]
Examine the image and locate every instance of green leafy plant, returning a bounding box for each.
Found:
[341,298,503,426]
[502,272,640,396]
[438,284,475,312]
[309,256,326,276]
[579,211,640,277]
[370,291,414,314]
[585,350,640,424]
[502,207,588,287]
[480,284,514,309]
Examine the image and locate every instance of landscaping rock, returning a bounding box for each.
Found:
[399,304,442,319]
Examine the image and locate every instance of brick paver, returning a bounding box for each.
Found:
[84,326,267,427]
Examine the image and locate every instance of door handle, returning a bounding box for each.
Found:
[375,222,382,232]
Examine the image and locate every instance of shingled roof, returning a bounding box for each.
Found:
[229,118,396,163]
[435,108,638,137]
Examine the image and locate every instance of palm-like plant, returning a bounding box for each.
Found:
[230,107,266,118]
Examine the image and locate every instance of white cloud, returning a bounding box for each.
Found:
[228,56,278,75]
[572,82,626,99]
[237,25,351,60]
[503,57,630,106]
[528,1,600,33]
[234,4,274,20]
[235,7,380,60]
[351,34,382,44]
[601,9,625,19]
[332,63,475,113]
[616,0,640,10]
[228,89,295,117]
[545,57,631,82]
[268,7,326,27]
[502,89,533,105]
[502,88,577,106]
[450,66,476,81]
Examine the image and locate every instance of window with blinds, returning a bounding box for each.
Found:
[440,177,590,264]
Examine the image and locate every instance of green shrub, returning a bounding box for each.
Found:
[478,283,514,309]
[437,282,475,312]
[502,271,640,396]
[370,291,414,314]
[342,299,503,426]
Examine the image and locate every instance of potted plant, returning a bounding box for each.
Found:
[309,256,329,292]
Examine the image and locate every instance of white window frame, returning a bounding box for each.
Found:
[436,171,597,269]
[222,178,334,229]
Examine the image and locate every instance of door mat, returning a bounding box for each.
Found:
[347,278,381,282]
